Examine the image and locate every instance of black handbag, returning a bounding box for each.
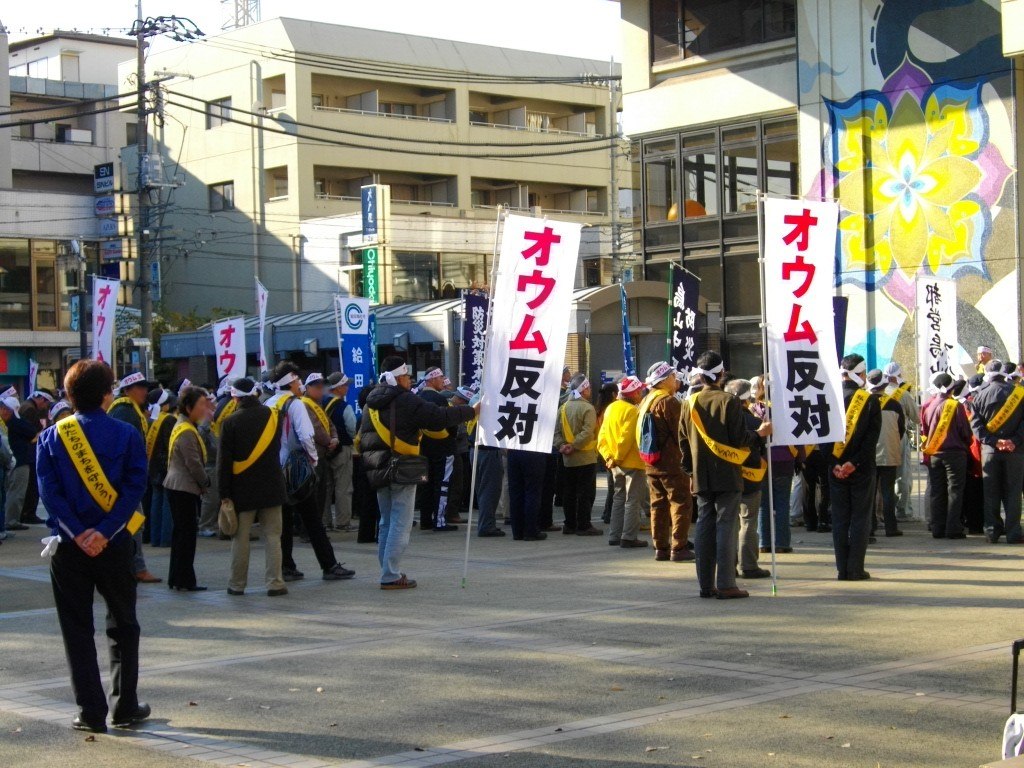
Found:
[281,399,317,503]
[384,402,429,485]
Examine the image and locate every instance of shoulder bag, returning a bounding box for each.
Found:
[384,401,429,485]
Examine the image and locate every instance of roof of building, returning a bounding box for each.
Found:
[211,17,619,81]
[8,30,136,52]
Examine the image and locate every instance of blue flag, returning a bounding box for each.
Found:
[620,283,636,376]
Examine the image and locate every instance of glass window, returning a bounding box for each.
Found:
[644,261,672,283]
[644,137,677,155]
[682,132,715,149]
[681,0,796,58]
[441,253,489,293]
[209,181,235,212]
[724,251,760,317]
[0,238,32,330]
[644,156,678,223]
[651,0,682,63]
[686,256,721,304]
[722,143,758,214]
[33,258,57,329]
[645,224,681,249]
[682,152,718,218]
[392,252,438,302]
[206,97,232,129]
[765,138,798,198]
[725,337,764,379]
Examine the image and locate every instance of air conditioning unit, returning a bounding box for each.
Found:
[64,128,93,144]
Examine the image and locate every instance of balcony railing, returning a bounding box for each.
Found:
[312,104,453,124]
[314,193,454,207]
[471,203,604,216]
[469,120,598,138]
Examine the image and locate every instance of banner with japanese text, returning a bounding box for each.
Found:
[915,277,959,386]
[619,283,636,376]
[27,359,38,395]
[478,215,582,452]
[213,317,246,382]
[461,291,489,389]
[668,264,700,373]
[335,296,374,414]
[255,278,269,375]
[91,276,119,365]
[763,198,845,446]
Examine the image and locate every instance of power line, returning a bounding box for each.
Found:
[0,99,140,130]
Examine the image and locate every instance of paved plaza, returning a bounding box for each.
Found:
[1,485,1021,768]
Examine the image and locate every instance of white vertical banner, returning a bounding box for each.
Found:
[91,276,119,365]
[763,197,845,446]
[255,278,270,375]
[27,359,39,394]
[916,277,959,386]
[478,214,582,452]
[213,317,247,382]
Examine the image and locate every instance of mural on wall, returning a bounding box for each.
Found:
[800,0,1017,375]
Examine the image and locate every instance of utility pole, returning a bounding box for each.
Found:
[135,0,152,355]
[608,57,620,284]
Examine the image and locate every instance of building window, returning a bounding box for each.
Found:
[208,181,235,212]
[650,0,796,63]
[392,252,438,302]
[0,239,32,330]
[266,167,288,200]
[206,97,232,129]
[126,121,138,147]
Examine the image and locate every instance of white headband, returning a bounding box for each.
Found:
[692,362,724,382]
[328,375,350,390]
[571,377,590,399]
[230,384,254,397]
[274,372,299,388]
[119,372,145,389]
[304,372,324,386]
[646,362,675,386]
[32,390,55,403]
[983,370,1003,382]
[380,363,409,386]
[0,386,16,400]
[49,400,72,421]
[845,361,867,387]
[425,368,443,381]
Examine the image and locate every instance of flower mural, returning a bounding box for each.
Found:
[826,58,1013,312]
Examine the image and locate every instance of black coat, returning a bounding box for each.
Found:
[217,399,287,512]
[830,381,882,478]
[360,384,474,488]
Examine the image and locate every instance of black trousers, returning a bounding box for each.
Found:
[601,465,614,523]
[873,466,899,535]
[928,451,967,538]
[50,535,140,722]
[538,451,559,529]
[353,455,380,543]
[829,468,874,578]
[281,485,337,572]
[562,463,597,531]
[802,451,831,530]
[167,489,200,588]
[21,458,39,521]
[507,450,545,538]
[419,454,447,529]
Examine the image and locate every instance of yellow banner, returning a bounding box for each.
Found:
[145,412,170,459]
[301,396,331,434]
[108,396,149,440]
[168,420,207,465]
[56,416,118,513]
[560,404,596,451]
[211,398,237,437]
[986,386,1024,434]
[686,393,751,465]
[923,397,958,456]
[833,389,870,459]
[369,408,421,456]
[741,458,768,483]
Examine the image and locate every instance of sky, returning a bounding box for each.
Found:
[2,0,622,61]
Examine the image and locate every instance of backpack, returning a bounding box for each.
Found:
[638,409,661,465]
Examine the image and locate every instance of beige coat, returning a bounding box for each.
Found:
[163,418,212,496]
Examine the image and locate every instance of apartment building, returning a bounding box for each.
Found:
[620,0,1023,379]
[137,18,629,318]
[0,30,135,392]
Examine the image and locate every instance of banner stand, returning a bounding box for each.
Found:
[756,191,779,597]
[462,206,507,587]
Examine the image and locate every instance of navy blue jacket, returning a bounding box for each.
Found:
[5,415,37,467]
[36,409,148,542]
[970,379,1024,451]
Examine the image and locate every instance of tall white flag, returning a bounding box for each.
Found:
[478,215,582,452]
[916,277,959,385]
[763,198,845,446]
[213,317,247,382]
[255,278,269,375]
[91,276,119,366]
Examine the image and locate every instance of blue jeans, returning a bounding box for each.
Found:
[148,484,173,548]
[376,483,417,583]
[474,448,504,534]
[759,470,792,548]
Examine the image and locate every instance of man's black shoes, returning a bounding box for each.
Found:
[72,715,107,733]
[112,702,151,728]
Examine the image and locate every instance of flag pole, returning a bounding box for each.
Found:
[757,189,779,596]
[462,205,506,588]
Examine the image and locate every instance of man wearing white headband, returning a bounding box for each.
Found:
[554,373,602,536]
[637,361,693,562]
[16,389,55,527]
[2,395,37,534]
[723,378,770,580]
[143,388,177,549]
[322,373,357,533]
[828,354,883,581]
[597,376,647,548]
[681,351,771,599]
[360,356,479,589]
[418,367,465,531]
[919,372,972,540]
[883,361,918,521]
[298,372,341,542]
[265,362,354,583]
[969,359,1024,543]
[866,369,906,539]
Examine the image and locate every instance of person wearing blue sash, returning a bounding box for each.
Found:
[35,360,150,734]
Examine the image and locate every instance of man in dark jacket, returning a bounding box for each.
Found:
[921,372,973,539]
[418,367,462,531]
[2,395,38,532]
[680,352,771,599]
[18,389,53,524]
[360,357,478,589]
[969,360,1024,543]
[219,378,288,596]
[829,355,882,580]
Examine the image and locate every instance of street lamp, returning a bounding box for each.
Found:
[129,6,203,373]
